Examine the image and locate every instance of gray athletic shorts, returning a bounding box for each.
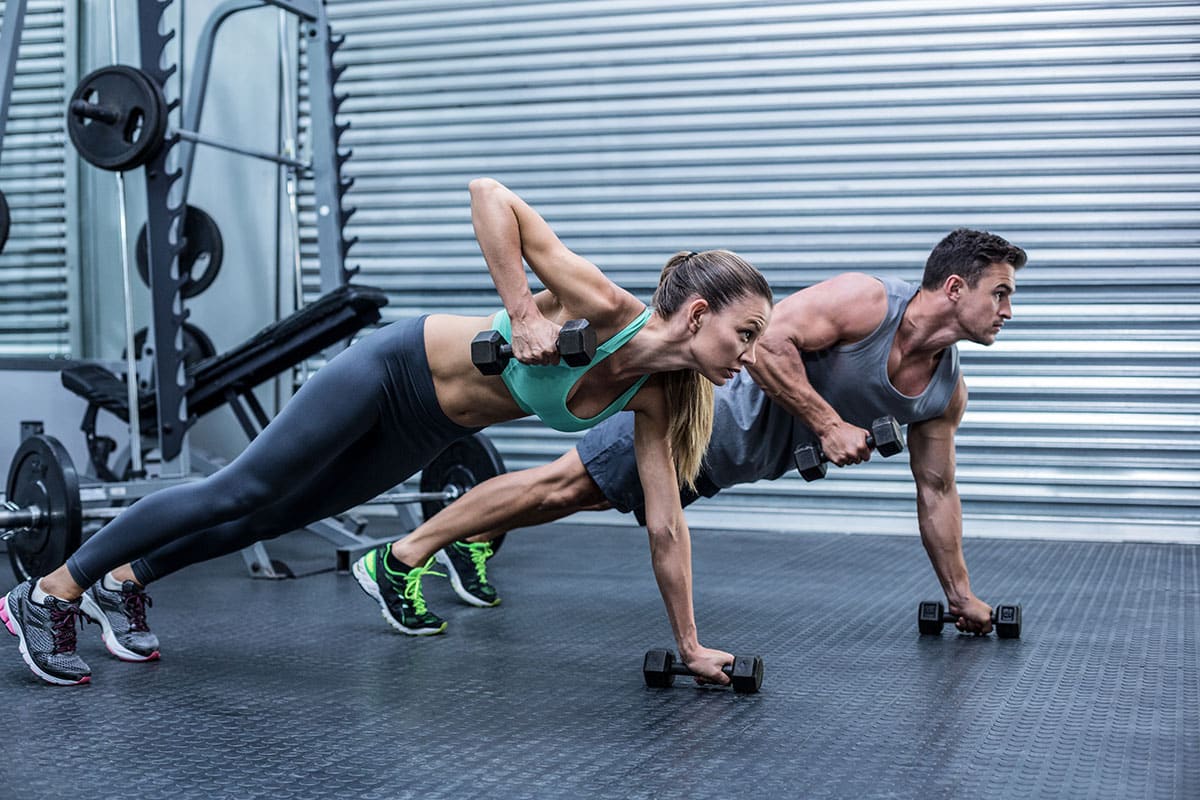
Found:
[577,411,721,525]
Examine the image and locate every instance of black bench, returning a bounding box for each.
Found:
[61,284,388,478]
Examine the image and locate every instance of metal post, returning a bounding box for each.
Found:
[0,0,28,155]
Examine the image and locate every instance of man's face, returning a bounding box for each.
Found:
[957,262,1016,345]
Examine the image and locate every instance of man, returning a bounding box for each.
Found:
[416,227,1024,635]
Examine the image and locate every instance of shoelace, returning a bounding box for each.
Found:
[120,587,153,632]
[386,556,445,616]
[47,601,91,655]
[461,541,494,583]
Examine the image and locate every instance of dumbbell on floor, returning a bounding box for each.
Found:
[642,649,764,693]
[471,319,596,375]
[793,415,905,481]
[917,600,1022,639]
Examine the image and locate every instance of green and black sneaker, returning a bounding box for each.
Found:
[435,540,500,608]
[352,545,447,635]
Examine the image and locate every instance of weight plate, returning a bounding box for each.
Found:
[135,205,225,298]
[419,433,507,555]
[6,435,82,582]
[67,64,167,172]
[128,321,218,372]
[0,188,10,255]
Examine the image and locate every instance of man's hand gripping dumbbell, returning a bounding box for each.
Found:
[792,416,905,481]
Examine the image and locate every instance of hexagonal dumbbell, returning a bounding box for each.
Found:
[792,415,905,482]
[471,319,597,375]
[642,649,764,693]
[917,600,1022,639]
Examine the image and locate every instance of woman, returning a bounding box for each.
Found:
[2,178,773,687]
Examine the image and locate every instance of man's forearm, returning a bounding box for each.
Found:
[915,487,973,605]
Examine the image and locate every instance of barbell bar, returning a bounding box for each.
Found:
[67,64,311,173]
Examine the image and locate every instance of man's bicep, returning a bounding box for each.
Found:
[908,381,966,492]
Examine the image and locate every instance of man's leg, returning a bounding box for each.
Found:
[402,411,650,610]
[394,447,608,586]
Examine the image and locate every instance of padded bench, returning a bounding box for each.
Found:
[60,284,388,477]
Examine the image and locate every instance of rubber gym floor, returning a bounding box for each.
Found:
[1,522,1195,800]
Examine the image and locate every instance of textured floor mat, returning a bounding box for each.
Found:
[0,525,1195,799]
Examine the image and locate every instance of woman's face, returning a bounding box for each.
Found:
[689,293,772,385]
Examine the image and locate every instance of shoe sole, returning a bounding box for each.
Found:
[434,549,501,608]
[79,592,160,663]
[0,594,91,686]
[351,557,446,636]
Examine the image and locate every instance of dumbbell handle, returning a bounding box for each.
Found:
[665,661,741,680]
[936,608,1008,624]
[70,99,120,124]
[803,431,883,466]
[503,320,590,356]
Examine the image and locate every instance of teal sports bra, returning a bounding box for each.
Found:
[491,307,653,433]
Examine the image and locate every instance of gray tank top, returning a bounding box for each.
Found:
[702,276,961,489]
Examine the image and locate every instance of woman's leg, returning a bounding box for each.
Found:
[128,423,435,584]
[48,324,398,598]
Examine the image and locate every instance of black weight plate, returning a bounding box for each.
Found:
[0,188,9,254]
[419,433,507,555]
[135,205,225,298]
[6,435,82,582]
[128,321,218,371]
[67,65,167,172]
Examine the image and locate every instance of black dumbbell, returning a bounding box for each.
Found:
[917,600,1022,639]
[471,319,596,375]
[642,649,764,694]
[793,415,905,482]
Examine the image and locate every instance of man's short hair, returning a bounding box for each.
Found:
[922,228,1027,290]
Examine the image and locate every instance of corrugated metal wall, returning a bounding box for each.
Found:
[302,0,1199,537]
[0,0,71,356]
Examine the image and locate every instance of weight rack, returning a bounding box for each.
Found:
[132,0,357,465]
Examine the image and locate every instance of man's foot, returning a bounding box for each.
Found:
[80,577,160,662]
[435,540,500,608]
[352,546,447,635]
[0,579,92,685]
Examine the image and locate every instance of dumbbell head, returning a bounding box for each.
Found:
[993,604,1022,639]
[870,416,905,457]
[470,330,511,375]
[917,600,946,635]
[794,444,827,482]
[642,648,676,688]
[557,319,596,367]
[728,655,764,693]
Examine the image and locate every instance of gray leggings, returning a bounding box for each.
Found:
[66,316,479,588]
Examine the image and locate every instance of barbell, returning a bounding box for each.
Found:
[67,64,309,173]
[2,432,505,582]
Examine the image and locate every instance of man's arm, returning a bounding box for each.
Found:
[748,273,888,464]
[907,377,994,633]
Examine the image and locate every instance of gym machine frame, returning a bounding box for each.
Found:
[13,0,486,579]
[0,0,31,251]
[62,0,366,577]
[133,0,364,577]
[129,0,356,468]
